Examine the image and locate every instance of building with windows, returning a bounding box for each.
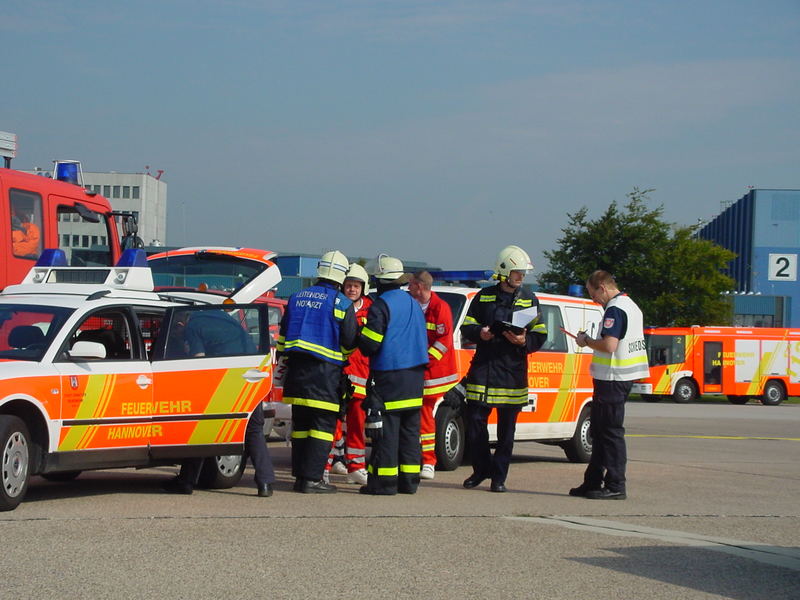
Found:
[698,189,800,327]
[82,171,167,246]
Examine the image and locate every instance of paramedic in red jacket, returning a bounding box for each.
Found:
[407,271,459,480]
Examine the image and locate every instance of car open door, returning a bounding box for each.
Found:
[148,304,272,460]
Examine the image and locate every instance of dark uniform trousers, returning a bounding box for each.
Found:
[582,379,631,493]
[367,408,421,494]
[179,406,275,486]
[466,402,522,485]
[291,404,339,481]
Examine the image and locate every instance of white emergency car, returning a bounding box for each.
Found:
[0,249,279,511]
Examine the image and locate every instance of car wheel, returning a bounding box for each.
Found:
[672,378,697,403]
[727,395,749,405]
[197,455,246,489]
[560,406,592,463]
[435,404,465,471]
[0,415,31,512]
[761,381,786,406]
[41,471,82,482]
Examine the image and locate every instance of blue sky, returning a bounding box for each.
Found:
[3,1,799,274]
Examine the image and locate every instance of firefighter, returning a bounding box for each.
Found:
[358,254,428,495]
[460,245,547,493]
[277,250,358,493]
[324,263,372,485]
[407,270,458,480]
[571,270,649,500]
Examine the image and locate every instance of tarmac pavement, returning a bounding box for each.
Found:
[1,402,798,599]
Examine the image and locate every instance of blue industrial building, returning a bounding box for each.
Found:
[698,189,800,327]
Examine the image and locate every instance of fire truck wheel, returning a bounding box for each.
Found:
[197,455,246,489]
[434,404,465,471]
[0,415,31,511]
[727,395,749,405]
[761,381,786,406]
[41,471,82,482]
[561,406,592,463]
[672,379,697,404]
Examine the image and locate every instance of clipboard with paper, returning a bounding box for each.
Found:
[490,306,538,335]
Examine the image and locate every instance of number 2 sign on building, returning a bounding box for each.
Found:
[768,254,798,281]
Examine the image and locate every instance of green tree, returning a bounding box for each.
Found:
[538,188,735,326]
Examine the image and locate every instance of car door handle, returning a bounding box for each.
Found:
[136,374,153,389]
[243,369,270,382]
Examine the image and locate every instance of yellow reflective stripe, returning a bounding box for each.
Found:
[463,316,479,325]
[479,295,496,302]
[309,429,334,442]
[284,396,340,412]
[529,322,547,333]
[514,299,532,307]
[291,430,309,439]
[592,355,649,366]
[284,339,343,361]
[342,346,354,357]
[428,346,443,360]
[333,308,346,320]
[352,384,366,396]
[384,397,423,410]
[361,327,384,343]
[424,381,458,396]
[426,322,436,330]
[421,442,436,451]
[420,433,435,441]
[368,465,400,476]
[400,464,421,474]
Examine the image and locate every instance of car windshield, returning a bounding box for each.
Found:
[436,291,467,324]
[149,253,267,296]
[0,305,74,361]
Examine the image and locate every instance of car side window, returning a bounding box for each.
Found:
[67,309,135,360]
[154,304,269,361]
[538,304,568,353]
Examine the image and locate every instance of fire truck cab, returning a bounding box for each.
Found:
[632,326,800,405]
[0,163,130,290]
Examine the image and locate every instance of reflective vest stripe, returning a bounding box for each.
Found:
[283,339,343,362]
[309,429,334,442]
[429,346,443,360]
[368,465,399,476]
[400,464,421,474]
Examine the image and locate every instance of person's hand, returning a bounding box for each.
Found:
[479,326,494,341]
[576,331,588,348]
[365,409,383,442]
[502,329,526,346]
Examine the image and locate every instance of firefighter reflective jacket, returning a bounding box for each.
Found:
[344,296,372,398]
[460,284,547,405]
[363,289,428,372]
[421,291,458,399]
[278,281,354,365]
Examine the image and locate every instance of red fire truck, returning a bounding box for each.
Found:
[0,161,136,290]
[632,326,800,405]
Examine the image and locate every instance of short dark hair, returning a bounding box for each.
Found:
[586,270,616,289]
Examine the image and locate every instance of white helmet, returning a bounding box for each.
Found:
[494,245,533,279]
[317,250,350,285]
[369,253,405,281]
[344,263,370,296]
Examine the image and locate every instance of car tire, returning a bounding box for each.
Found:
[560,406,592,463]
[672,378,697,404]
[0,415,32,512]
[197,455,246,489]
[761,381,786,406]
[434,403,465,471]
[41,471,82,482]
